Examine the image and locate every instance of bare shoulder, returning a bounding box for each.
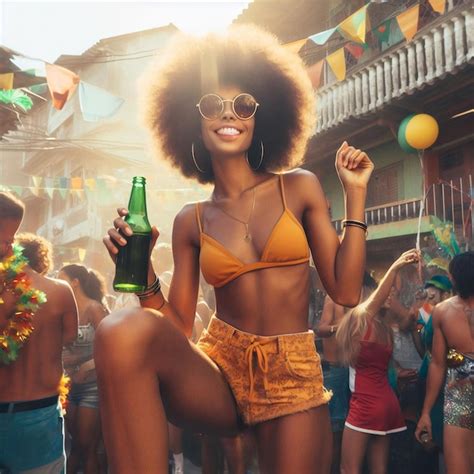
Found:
[282,169,324,202]
[173,202,202,244]
[32,274,74,298]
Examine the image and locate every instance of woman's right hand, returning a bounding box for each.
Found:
[103,208,160,263]
[391,249,420,271]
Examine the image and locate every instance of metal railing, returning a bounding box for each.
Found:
[333,174,473,241]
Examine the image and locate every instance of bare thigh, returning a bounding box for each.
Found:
[340,427,370,474]
[366,435,390,474]
[75,406,101,452]
[95,309,242,473]
[444,424,474,474]
[255,404,332,474]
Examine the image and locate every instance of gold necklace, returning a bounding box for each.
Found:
[212,187,256,242]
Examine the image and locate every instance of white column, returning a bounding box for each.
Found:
[376,62,384,107]
[424,34,435,82]
[390,54,400,97]
[442,22,454,72]
[433,28,444,77]
[384,57,392,101]
[415,40,425,87]
[355,74,362,115]
[453,15,466,66]
[399,49,408,94]
[462,10,473,61]
[361,71,369,113]
[348,78,355,116]
[407,43,417,90]
[368,66,376,110]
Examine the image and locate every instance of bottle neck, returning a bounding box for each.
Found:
[128,184,147,215]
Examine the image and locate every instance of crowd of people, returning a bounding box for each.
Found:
[0,24,472,474]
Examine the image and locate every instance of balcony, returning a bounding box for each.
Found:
[316,4,473,135]
[37,203,103,245]
[333,175,473,243]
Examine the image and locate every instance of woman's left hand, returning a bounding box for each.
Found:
[335,141,374,190]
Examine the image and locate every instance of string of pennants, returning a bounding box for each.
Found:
[0,61,124,121]
[288,0,447,88]
[1,177,207,201]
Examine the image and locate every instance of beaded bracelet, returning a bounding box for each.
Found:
[136,275,161,299]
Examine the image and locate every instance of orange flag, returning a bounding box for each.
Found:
[397,4,420,42]
[306,60,325,89]
[46,64,79,110]
[284,38,308,54]
[326,48,346,82]
[0,73,14,90]
[428,0,446,14]
[70,177,83,189]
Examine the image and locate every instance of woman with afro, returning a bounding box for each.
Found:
[100,25,373,473]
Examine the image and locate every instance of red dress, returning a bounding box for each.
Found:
[345,323,406,435]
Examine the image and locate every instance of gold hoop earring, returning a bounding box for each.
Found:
[246,140,264,171]
[191,142,206,174]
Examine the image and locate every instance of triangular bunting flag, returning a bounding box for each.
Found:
[45,188,55,199]
[10,186,23,196]
[0,73,14,90]
[45,63,80,110]
[72,189,84,199]
[397,4,420,42]
[338,5,368,44]
[30,187,41,197]
[59,177,68,189]
[308,28,338,46]
[32,176,43,188]
[428,0,446,14]
[326,48,346,82]
[78,248,86,262]
[58,188,68,199]
[79,82,124,122]
[306,60,325,89]
[85,178,96,190]
[284,38,308,54]
[373,19,392,44]
[345,43,365,59]
[70,177,83,190]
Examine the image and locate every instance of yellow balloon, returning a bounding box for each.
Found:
[405,114,439,149]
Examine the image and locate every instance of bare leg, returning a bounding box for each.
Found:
[75,406,101,474]
[95,308,240,474]
[256,404,332,474]
[65,404,79,474]
[366,434,390,474]
[340,427,370,474]
[444,424,474,474]
[220,435,246,474]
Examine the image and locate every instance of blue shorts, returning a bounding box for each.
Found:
[68,382,99,409]
[322,363,350,432]
[0,402,65,473]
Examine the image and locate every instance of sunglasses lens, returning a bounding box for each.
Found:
[199,94,222,119]
[234,94,257,119]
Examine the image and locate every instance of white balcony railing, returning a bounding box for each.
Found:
[333,175,473,242]
[316,5,474,134]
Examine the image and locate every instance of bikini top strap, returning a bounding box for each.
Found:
[279,174,288,210]
[195,202,203,234]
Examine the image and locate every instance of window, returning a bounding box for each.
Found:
[366,162,401,207]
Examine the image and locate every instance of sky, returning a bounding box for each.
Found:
[0,1,252,63]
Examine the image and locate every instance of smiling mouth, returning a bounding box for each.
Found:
[215,127,241,136]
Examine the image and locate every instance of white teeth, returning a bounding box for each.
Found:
[216,127,240,136]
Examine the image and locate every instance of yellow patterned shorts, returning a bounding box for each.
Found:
[197,316,331,425]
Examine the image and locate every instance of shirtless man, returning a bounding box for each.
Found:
[0,191,78,474]
[416,251,474,474]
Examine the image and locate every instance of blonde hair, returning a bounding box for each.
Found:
[336,305,370,367]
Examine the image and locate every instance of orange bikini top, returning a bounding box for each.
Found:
[196,174,310,288]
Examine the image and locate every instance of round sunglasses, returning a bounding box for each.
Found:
[196,93,259,121]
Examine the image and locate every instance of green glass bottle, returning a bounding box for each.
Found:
[113,176,152,293]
